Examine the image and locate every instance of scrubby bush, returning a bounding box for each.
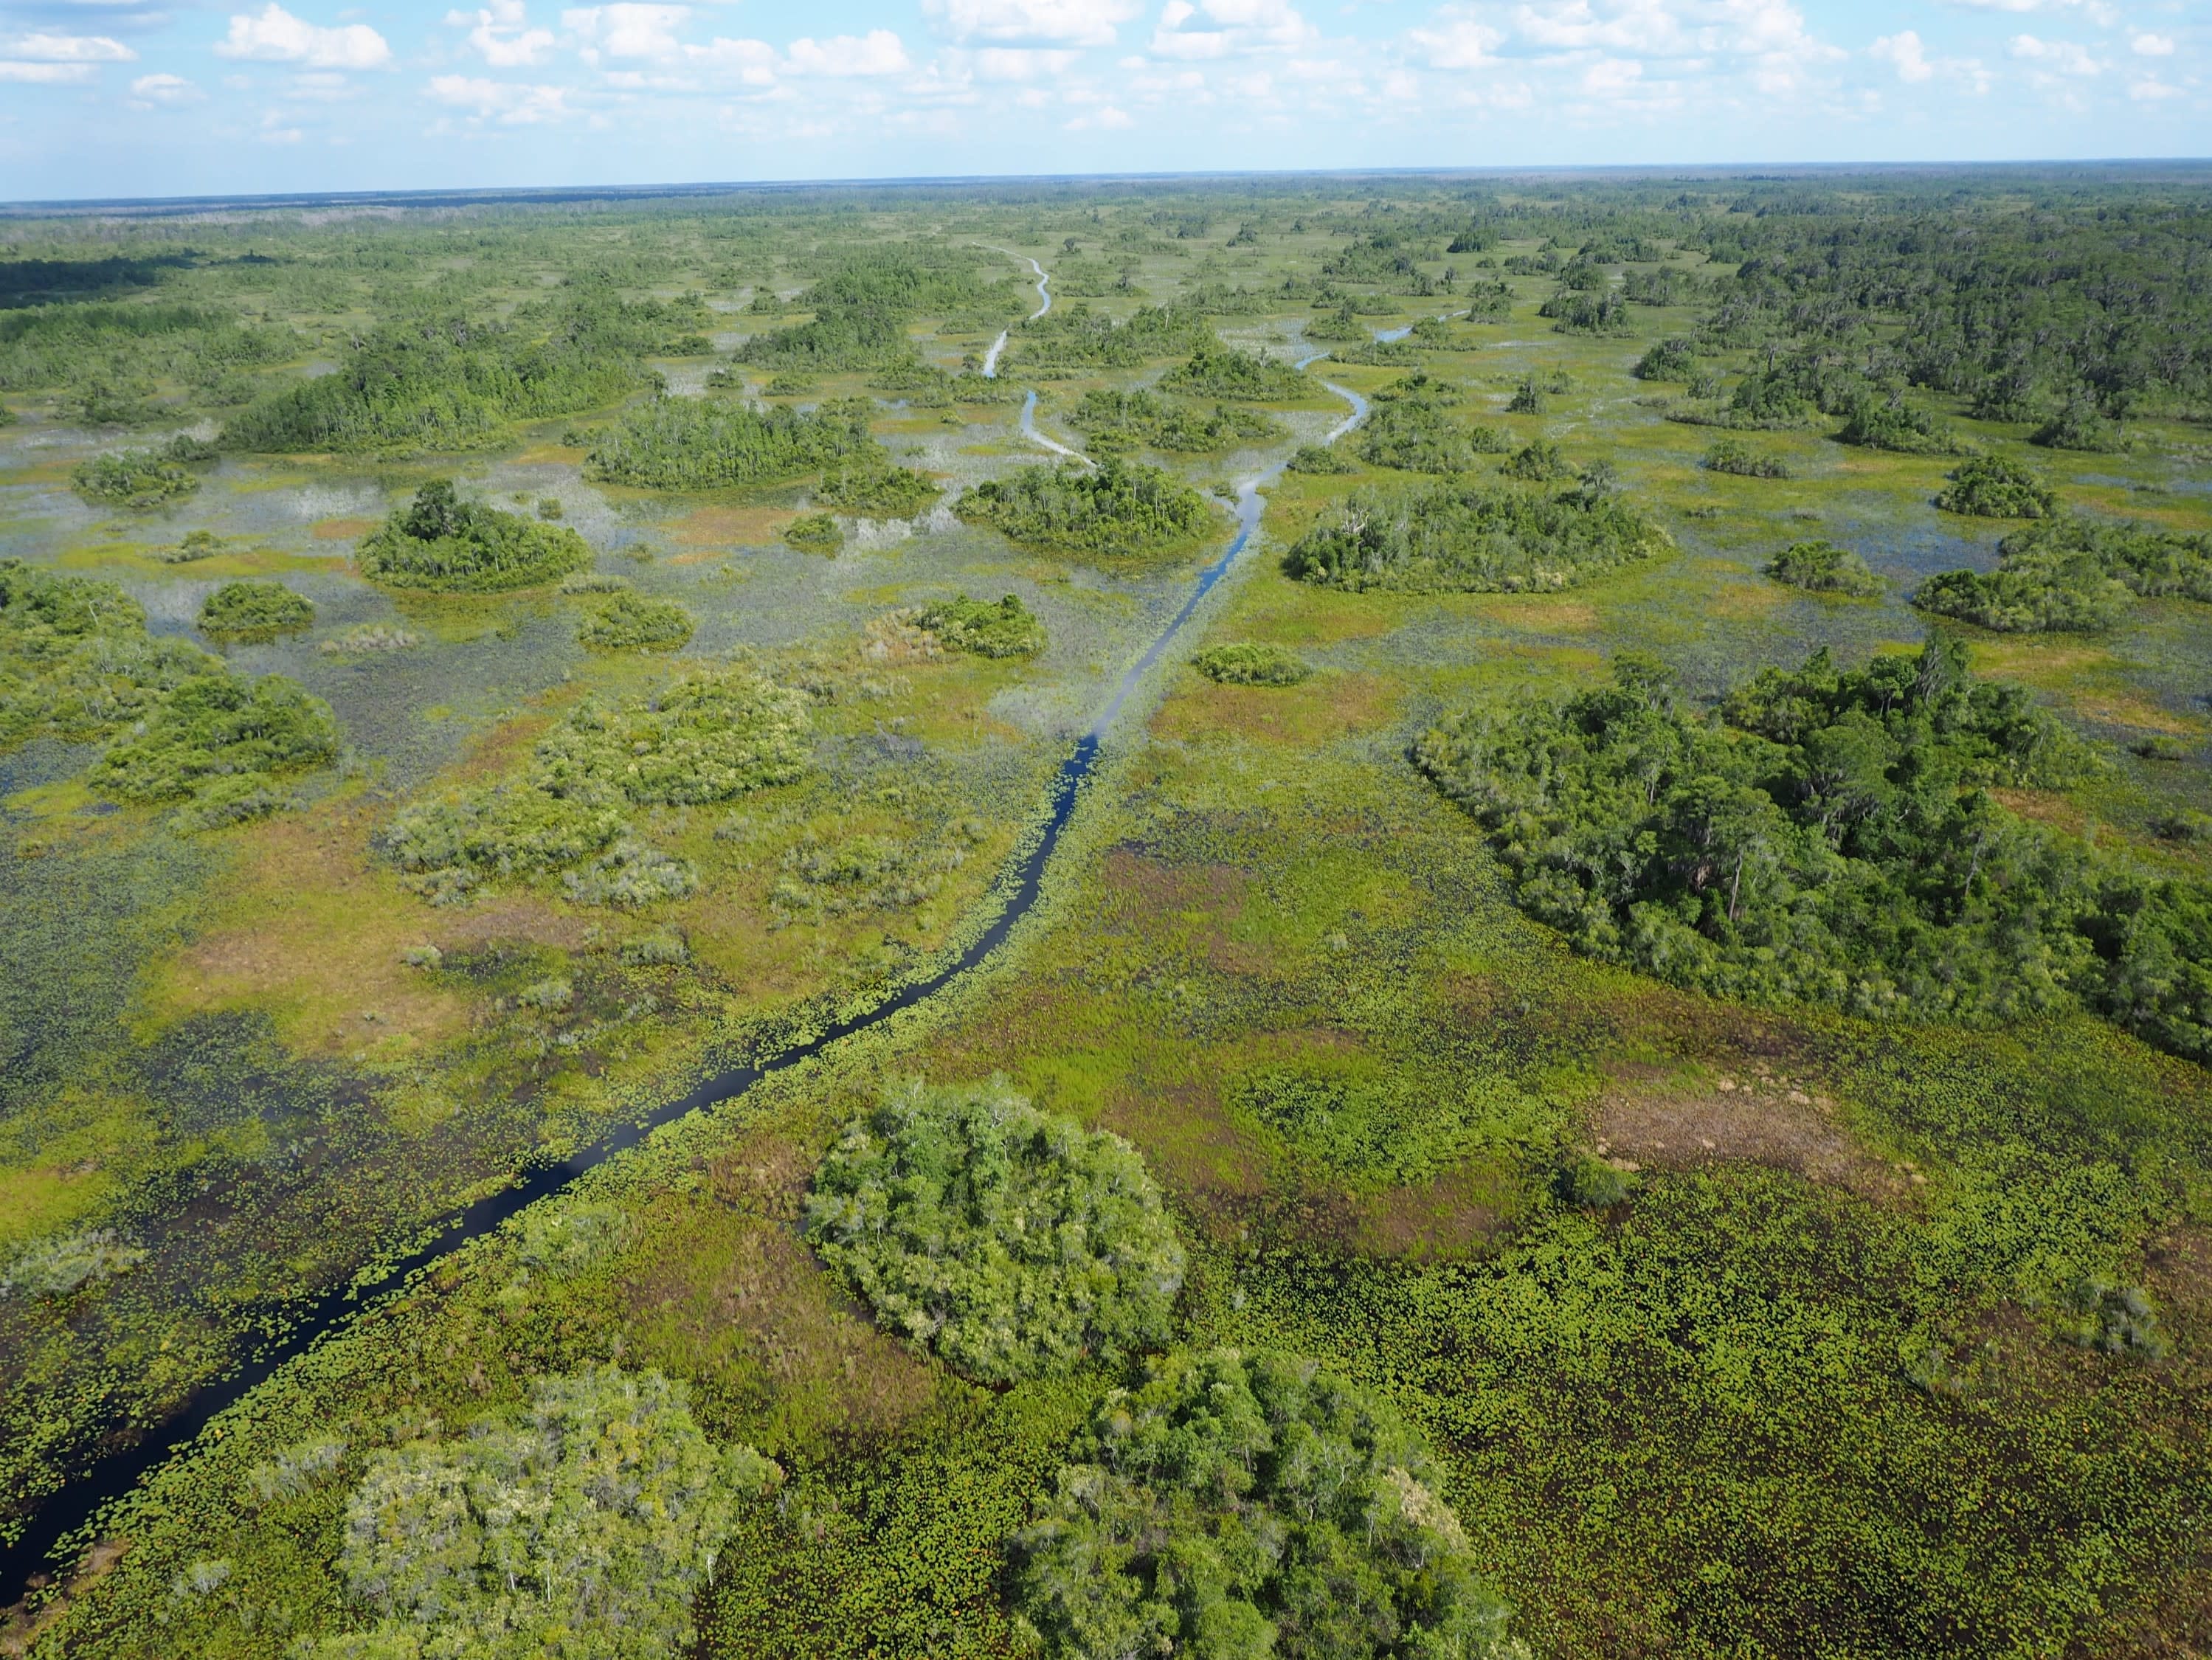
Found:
[1287,443,1358,474]
[1160,339,1312,401]
[557,570,629,595]
[198,579,314,641]
[1358,401,1505,473]
[1554,1154,1634,1209]
[1012,1347,1524,1660]
[1500,440,1576,483]
[576,591,694,652]
[917,592,1046,657]
[1192,641,1310,685]
[783,512,842,552]
[317,1367,777,1660]
[2031,395,2124,453]
[1834,395,1971,456]
[1765,539,1883,598]
[160,530,224,564]
[1068,390,1280,454]
[958,459,1214,558]
[1935,456,2058,519]
[1703,437,1791,479]
[1914,516,2208,632]
[1287,481,1669,595]
[815,460,941,516]
[384,664,807,902]
[1543,287,1632,335]
[584,396,876,491]
[804,1078,1185,1383]
[1409,643,2212,1041]
[71,447,198,508]
[94,672,341,829]
[1015,302,1212,368]
[1637,339,1700,383]
[358,481,593,592]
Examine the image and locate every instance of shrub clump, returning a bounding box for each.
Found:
[358,480,592,592]
[804,1078,1186,1383]
[1192,641,1310,685]
[1833,395,1972,456]
[198,579,314,641]
[384,664,807,904]
[1287,443,1358,474]
[1702,437,1791,479]
[1286,480,1670,595]
[783,512,843,553]
[1409,644,2212,1052]
[1764,539,1883,598]
[917,592,1047,658]
[2031,396,2125,453]
[1634,337,1698,381]
[1935,456,2059,519]
[815,460,941,516]
[1159,339,1313,402]
[70,446,199,508]
[584,395,877,490]
[1012,1347,1524,1660]
[1913,516,2209,633]
[576,591,695,652]
[1499,440,1577,483]
[957,459,1214,558]
[1357,401,1507,473]
[1067,390,1281,454]
[93,672,342,829]
[317,1366,778,1660]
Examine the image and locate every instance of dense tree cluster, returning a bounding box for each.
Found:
[0,302,296,423]
[1192,641,1310,685]
[1934,456,2059,519]
[1915,516,2212,632]
[1765,540,1883,598]
[1012,1347,1524,1660]
[1701,437,1791,479]
[1068,388,1282,454]
[382,663,808,904]
[1160,340,1313,401]
[804,1078,1185,1383]
[815,459,941,516]
[957,459,1215,557]
[739,247,1017,372]
[584,395,877,491]
[319,1366,778,1660]
[358,480,594,592]
[198,579,314,641]
[1288,480,1667,594]
[1357,401,1507,473]
[915,592,1047,657]
[1015,302,1212,367]
[1415,645,2212,1059]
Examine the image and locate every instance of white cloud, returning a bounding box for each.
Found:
[1148,0,1313,60]
[2129,75,2180,99]
[2131,32,2174,56]
[563,3,688,63]
[2008,32,2101,74]
[1064,99,1132,124]
[217,4,392,69]
[1580,53,1641,92]
[972,46,1079,77]
[923,0,1143,48]
[0,59,93,79]
[685,34,777,83]
[129,69,202,103]
[782,29,910,75]
[1406,9,1500,67]
[1870,29,1931,80]
[1,31,134,60]
[1942,0,2115,14]
[427,70,573,119]
[446,0,557,66]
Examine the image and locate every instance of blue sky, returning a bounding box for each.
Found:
[1,0,2205,200]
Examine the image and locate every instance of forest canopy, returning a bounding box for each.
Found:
[1286,480,1670,594]
[956,459,1215,558]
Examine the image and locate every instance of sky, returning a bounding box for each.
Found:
[0,0,2205,201]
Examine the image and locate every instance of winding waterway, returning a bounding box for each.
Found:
[0,278,1369,1607]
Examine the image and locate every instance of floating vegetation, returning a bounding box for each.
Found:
[1,1228,147,1298]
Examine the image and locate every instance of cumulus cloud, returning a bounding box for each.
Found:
[684,32,777,83]
[0,59,91,79]
[783,29,910,75]
[1406,11,1501,69]
[2008,32,2101,74]
[923,0,1144,48]
[217,4,392,69]
[563,3,688,63]
[1,31,134,59]
[1870,29,1932,80]
[1064,100,1132,125]
[2130,32,2174,56]
[971,46,1079,77]
[446,0,557,67]
[128,69,202,103]
[427,69,573,119]
[1148,0,1313,60]
[2128,75,2180,99]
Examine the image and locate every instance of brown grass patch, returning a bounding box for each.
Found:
[310,516,379,541]
[671,505,792,550]
[1471,597,1601,632]
[1594,1068,1911,1206]
[1150,672,1395,747]
[1347,1165,1502,1259]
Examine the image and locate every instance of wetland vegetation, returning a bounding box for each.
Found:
[4,165,2212,1660]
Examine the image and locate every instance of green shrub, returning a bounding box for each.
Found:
[577,591,694,652]
[314,1367,778,1660]
[198,579,314,641]
[1067,389,1281,454]
[1634,337,1698,381]
[1500,440,1575,482]
[556,570,629,595]
[1834,395,1971,455]
[1765,539,1883,598]
[917,592,1047,657]
[70,448,198,508]
[1358,401,1503,473]
[1911,516,2208,633]
[804,1078,1185,1383]
[1192,641,1310,685]
[159,529,224,564]
[1702,437,1791,479]
[1014,302,1212,368]
[584,395,876,491]
[784,512,842,553]
[1410,643,2212,1041]
[1542,286,1633,335]
[957,459,1214,558]
[1012,1347,1524,1660]
[357,481,593,592]
[92,671,342,829]
[2031,395,2124,452]
[1935,456,2059,519]
[1287,443,1358,474]
[1287,481,1668,594]
[1158,338,1312,401]
[1553,1155,1633,1209]
[816,460,941,516]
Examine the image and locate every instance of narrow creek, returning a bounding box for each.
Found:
[0,284,1369,1606]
